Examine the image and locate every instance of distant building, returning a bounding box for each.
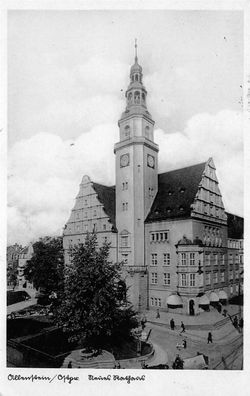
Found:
[63,46,243,315]
[7,243,23,288]
[17,244,36,293]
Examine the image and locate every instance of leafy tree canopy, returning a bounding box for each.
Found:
[23,236,64,295]
[56,233,138,348]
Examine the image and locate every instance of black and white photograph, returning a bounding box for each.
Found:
[1,1,249,395]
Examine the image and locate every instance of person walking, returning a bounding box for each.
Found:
[170,318,175,330]
[239,317,243,332]
[156,309,160,319]
[182,339,187,349]
[233,316,238,328]
[207,332,213,344]
[180,321,185,333]
[67,361,72,368]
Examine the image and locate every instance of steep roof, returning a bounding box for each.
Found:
[146,162,206,222]
[226,212,244,239]
[92,183,116,227]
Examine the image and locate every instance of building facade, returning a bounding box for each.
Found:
[63,48,243,315]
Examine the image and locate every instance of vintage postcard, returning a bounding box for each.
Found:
[1,1,249,395]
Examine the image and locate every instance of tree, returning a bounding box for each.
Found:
[23,236,64,295]
[56,232,138,348]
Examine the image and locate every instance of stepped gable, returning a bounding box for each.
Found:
[92,182,116,227]
[146,162,206,222]
[226,212,244,239]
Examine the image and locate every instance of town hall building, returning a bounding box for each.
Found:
[63,46,243,315]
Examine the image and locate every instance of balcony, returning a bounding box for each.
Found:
[177,285,204,295]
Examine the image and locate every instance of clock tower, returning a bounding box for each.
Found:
[114,41,159,310]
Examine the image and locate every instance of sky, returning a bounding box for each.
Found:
[7,9,244,245]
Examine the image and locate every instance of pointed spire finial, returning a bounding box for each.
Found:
[135,38,138,62]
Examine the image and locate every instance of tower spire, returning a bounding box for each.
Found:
[135,38,138,62]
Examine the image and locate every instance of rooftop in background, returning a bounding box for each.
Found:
[146,162,206,222]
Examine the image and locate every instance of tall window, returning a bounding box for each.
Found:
[190,253,195,265]
[121,235,128,247]
[122,182,128,190]
[213,272,218,284]
[181,253,187,265]
[229,254,233,265]
[181,273,187,286]
[205,253,210,265]
[214,254,218,265]
[151,297,161,307]
[205,272,211,285]
[163,273,170,285]
[221,272,225,282]
[122,202,128,211]
[190,273,196,287]
[229,270,233,280]
[151,254,157,266]
[151,273,158,284]
[221,254,225,265]
[150,232,168,242]
[163,253,170,266]
[124,125,130,138]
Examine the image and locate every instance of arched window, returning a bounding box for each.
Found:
[124,125,130,139]
[142,92,145,102]
[128,92,132,104]
[135,74,138,81]
[145,125,150,138]
[132,75,134,82]
[134,91,140,104]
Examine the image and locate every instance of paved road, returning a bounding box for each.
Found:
[146,322,243,370]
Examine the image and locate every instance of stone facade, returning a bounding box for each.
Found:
[63,47,243,314]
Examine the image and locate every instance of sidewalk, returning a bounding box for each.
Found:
[145,304,241,330]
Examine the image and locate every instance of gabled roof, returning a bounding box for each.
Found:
[92,182,116,227]
[146,162,206,222]
[226,212,244,239]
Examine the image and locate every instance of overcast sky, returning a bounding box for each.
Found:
[7,10,244,245]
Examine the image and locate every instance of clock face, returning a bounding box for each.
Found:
[120,153,130,167]
[147,154,155,168]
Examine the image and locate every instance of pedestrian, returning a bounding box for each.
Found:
[233,316,238,328]
[67,361,72,368]
[156,309,160,319]
[207,332,213,344]
[239,317,243,332]
[182,339,187,349]
[170,318,175,330]
[180,321,185,333]
[117,361,121,369]
[141,319,145,330]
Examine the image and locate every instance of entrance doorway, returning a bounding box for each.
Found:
[189,299,195,316]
